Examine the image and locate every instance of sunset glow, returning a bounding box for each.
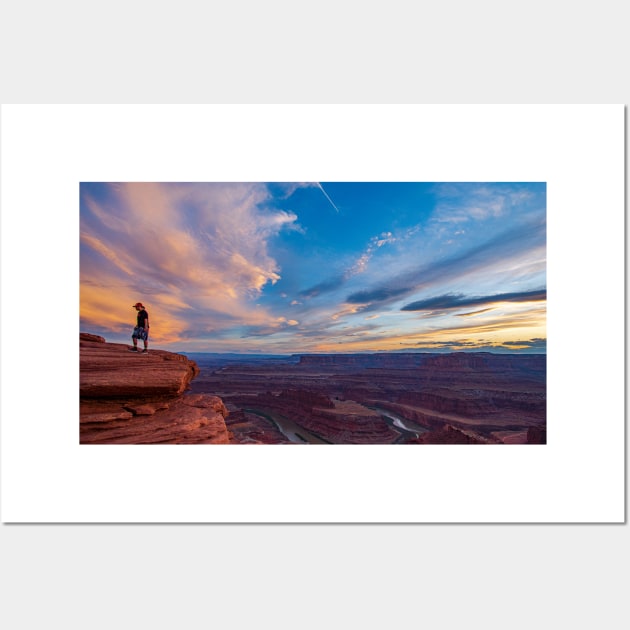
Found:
[80,182,546,354]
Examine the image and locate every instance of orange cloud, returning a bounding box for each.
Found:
[80,182,300,346]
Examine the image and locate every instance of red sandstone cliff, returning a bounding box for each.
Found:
[80,333,230,444]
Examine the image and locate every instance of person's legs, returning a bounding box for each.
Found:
[130,327,148,351]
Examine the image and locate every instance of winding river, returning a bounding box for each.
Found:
[244,409,330,444]
[369,407,429,441]
[246,406,428,444]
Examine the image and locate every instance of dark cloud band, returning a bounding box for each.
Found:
[401,289,546,312]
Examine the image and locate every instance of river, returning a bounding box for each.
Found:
[244,409,330,444]
[369,407,429,441]
[246,406,427,444]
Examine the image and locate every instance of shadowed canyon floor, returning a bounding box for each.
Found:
[187,352,546,445]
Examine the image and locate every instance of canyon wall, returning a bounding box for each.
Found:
[194,351,546,444]
[298,352,545,374]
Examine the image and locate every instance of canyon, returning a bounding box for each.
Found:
[80,334,545,445]
[188,351,547,445]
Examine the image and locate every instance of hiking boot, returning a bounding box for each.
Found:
[141,349,149,353]
[129,347,138,352]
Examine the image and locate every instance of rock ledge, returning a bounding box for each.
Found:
[80,333,230,444]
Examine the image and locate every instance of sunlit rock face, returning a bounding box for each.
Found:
[80,334,230,444]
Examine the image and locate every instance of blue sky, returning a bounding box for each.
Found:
[80,182,546,353]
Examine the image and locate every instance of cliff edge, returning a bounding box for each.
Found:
[80,333,230,444]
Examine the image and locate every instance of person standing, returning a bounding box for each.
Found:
[130,302,150,352]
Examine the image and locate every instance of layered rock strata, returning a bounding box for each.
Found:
[80,334,230,444]
[192,351,546,444]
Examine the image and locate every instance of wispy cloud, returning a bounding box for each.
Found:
[80,183,300,343]
[346,232,396,276]
[300,231,397,299]
[432,183,540,224]
[346,218,546,307]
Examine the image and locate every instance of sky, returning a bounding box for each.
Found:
[79,182,546,354]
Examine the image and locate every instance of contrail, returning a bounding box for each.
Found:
[317,183,340,213]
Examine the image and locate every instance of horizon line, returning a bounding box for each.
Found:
[181,349,547,356]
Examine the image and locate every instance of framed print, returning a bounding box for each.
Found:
[1,104,624,522]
